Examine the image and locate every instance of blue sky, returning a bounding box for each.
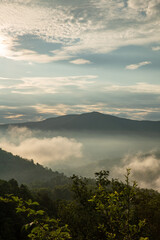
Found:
[0,0,160,123]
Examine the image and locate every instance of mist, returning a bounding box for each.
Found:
[0,127,83,167]
[112,151,160,192]
[0,126,160,190]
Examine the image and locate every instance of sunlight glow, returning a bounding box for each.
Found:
[0,36,9,57]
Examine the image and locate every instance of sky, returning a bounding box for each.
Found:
[0,0,160,123]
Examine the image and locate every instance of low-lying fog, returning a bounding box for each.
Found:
[0,126,160,191]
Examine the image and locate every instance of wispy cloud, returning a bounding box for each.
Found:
[4,114,24,119]
[33,103,107,115]
[0,75,97,95]
[152,46,160,51]
[70,59,91,65]
[104,82,160,94]
[32,103,160,121]
[18,75,97,94]
[0,105,18,110]
[0,102,160,124]
[0,1,159,62]
[126,61,151,70]
[8,49,69,64]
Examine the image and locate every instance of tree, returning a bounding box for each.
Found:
[0,195,71,240]
[90,169,149,240]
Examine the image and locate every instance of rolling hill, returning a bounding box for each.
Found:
[1,112,160,136]
[0,148,68,185]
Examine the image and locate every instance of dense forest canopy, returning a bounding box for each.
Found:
[0,148,160,239]
[0,164,160,239]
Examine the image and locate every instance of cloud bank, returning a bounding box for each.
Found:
[1,126,160,192]
[112,151,160,191]
[0,127,83,166]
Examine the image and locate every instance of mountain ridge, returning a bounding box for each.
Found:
[0,112,160,135]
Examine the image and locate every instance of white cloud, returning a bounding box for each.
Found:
[1,102,159,123]
[18,75,96,94]
[4,114,24,119]
[126,61,151,70]
[127,0,160,18]
[0,0,159,62]
[8,49,69,64]
[152,46,160,51]
[33,103,107,115]
[70,59,91,65]
[0,105,18,110]
[104,82,160,94]
[0,126,33,144]
[0,127,83,166]
[0,75,97,94]
[128,0,150,11]
[32,103,160,121]
[112,151,160,191]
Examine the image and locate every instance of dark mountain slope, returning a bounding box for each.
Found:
[1,112,160,135]
[0,148,68,185]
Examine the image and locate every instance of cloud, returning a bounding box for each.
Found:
[152,46,160,51]
[0,105,18,110]
[128,0,160,16]
[8,49,70,64]
[0,34,71,63]
[112,151,160,191]
[70,59,91,65]
[104,82,160,94]
[1,126,160,183]
[1,126,33,143]
[0,127,83,166]
[0,0,160,62]
[0,75,97,95]
[32,103,160,121]
[17,75,97,94]
[4,114,24,119]
[126,61,151,70]
[1,102,159,124]
[33,103,107,115]
[128,0,151,11]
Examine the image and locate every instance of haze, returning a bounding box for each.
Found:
[0,125,160,191]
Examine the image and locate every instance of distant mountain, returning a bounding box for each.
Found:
[1,112,160,136]
[0,148,68,185]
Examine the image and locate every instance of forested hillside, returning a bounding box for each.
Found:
[0,170,160,240]
[0,148,69,186]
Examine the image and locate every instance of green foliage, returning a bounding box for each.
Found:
[1,169,160,240]
[95,170,110,187]
[58,175,99,240]
[90,169,149,240]
[0,195,71,240]
[71,175,94,206]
